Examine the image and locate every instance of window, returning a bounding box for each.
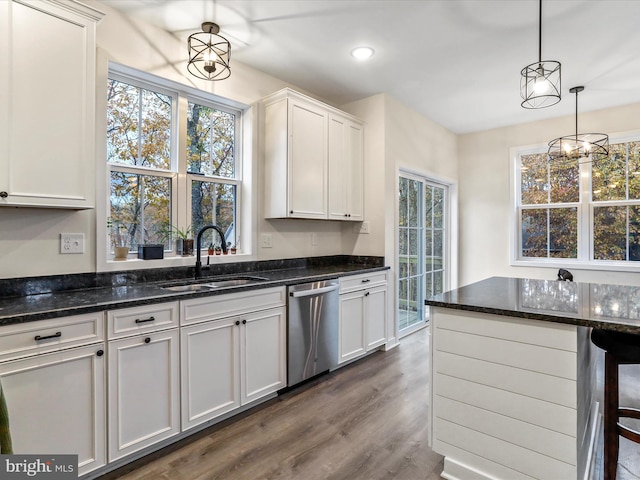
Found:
[513,136,640,267]
[106,65,243,261]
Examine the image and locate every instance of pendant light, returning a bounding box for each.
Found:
[547,86,609,162]
[520,0,561,109]
[187,22,231,81]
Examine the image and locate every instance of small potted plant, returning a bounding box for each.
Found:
[224,241,231,255]
[158,223,193,256]
[214,243,222,255]
[230,243,237,255]
[108,217,129,260]
[207,242,214,256]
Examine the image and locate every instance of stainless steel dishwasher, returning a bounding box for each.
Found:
[287,280,339,387]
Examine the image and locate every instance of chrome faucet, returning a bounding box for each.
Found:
[195,225,227,278]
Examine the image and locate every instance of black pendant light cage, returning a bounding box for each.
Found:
[520,0,561,109]
[187,22,231,81]
[548,86,609,163]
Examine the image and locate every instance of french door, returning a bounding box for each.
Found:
[398,174,447,336]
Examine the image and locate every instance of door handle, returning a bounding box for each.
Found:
[290,284,338,298]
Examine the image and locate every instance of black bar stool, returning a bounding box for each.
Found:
[591,328,640,480]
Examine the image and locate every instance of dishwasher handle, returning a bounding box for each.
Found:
[290,284,338,298]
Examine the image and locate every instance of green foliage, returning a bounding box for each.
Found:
[519,142,640,261]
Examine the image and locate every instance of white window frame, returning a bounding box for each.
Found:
[97,62,254,272]
[510,130,640,272]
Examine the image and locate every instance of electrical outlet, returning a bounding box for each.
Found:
[352,221,370,234]
[260,233,273,248]
[60,233,85,254]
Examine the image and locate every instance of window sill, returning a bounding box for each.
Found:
[101,252,256,272]
[511,257,640,273]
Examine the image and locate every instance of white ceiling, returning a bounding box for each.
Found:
[105,0,640,134]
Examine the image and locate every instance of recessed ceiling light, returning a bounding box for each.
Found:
[351,46,374,60]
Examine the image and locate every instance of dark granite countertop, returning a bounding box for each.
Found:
[426,276,640,334]
[0,260,389,326]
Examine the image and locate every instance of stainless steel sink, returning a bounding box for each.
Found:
[163,284,217,292]
[161,276,268,292]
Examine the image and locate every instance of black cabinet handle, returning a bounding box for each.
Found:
[96,350,104,357]
[34,331,61,342]
[0,191,7,198]
[361,279,370,283]
[135,316,155,324]
[242,319,247,325]
[144,337,151,344]
[365,292,370,297]
[235,320,240,326]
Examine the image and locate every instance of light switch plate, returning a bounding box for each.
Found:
[260,233,273,248]
[61,233,85,254]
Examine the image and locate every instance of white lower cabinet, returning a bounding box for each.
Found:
[241,306,287,404]
[108,327,180,461]
[180,288,286,431]
[338,273,388,364]
[181,316,241,429]
[0,315,106,476]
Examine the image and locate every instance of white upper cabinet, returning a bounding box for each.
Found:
[263,88,364,221]
[0,0,103,208]
[328,113,364,221]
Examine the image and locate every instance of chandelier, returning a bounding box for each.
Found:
[547,86,609,162]
[187,22,231,81]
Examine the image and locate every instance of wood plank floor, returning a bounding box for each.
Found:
[101,328,444,480]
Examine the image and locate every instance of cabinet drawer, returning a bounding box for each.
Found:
[339,271,387,294]
[107,302,179,339]
[181,287,286,326]
[0,312,105,362]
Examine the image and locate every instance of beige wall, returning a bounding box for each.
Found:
[458,102,640,287]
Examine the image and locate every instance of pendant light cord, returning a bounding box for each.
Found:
[538,0,542,63]
[575,89,579,141]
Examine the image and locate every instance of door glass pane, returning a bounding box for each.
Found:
[398,177,447,336]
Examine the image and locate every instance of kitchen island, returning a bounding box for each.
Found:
[426,277,640,480]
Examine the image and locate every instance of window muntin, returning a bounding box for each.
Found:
[515,137,640,265]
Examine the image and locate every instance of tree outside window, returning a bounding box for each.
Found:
[516,140,640,265]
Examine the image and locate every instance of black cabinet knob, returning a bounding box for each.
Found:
[144,337,151,344]
[235,320,240,326]
[242,319,247,325]
[96,350,104,357]
[0,191,7,198]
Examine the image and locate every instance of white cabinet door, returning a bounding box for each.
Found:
[108,329,180,461]
[339,291,366,363]
[0,344,106,476]
[0,0,102,208]
[288,99,328,219]
[241,306,286,404]
[346,121,364,221]
[365,285,387,350]
[181,317,240,431]
[328,114,364,221]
